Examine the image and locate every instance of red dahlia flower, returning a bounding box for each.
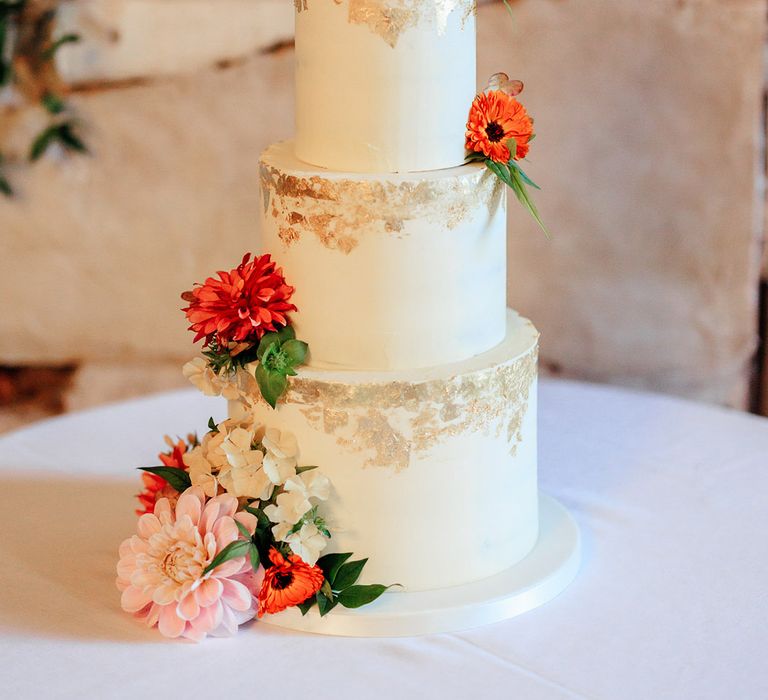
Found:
[181,253,297,346]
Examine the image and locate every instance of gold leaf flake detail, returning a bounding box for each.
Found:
[260,157,504,254]
[287,343,538,472]
[297,1,475,46]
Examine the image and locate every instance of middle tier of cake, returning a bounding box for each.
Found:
[259,141,508,371]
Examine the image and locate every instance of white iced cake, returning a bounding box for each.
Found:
[236,0,541,592]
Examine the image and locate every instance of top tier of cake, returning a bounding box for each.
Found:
[294,0,477,174]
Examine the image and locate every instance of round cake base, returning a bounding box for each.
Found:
[261,493,580,637]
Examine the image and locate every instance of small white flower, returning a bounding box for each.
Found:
[182,358,224,397]
[284,522,328,566]
[183,358,245,401]
[218,376,244,402]
[284,471,331,502]
[182,430,228,497]
[271,521,293,542]
[264,490,312,527]
[262,428,299,486]
[218,427,273,499]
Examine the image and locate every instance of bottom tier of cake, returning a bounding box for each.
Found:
[231,310,540,592]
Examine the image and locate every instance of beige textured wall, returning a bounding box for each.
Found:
[0,0,766,411]
[482,0,766,406]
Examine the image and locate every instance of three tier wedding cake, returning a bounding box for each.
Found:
[116,0,579,641]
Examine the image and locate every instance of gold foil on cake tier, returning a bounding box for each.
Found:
[286,345,538,472]
[297,0,476,46]
[260,160,505,254]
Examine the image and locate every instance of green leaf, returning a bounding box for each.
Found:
[333,558,368,591]
[337,584,391,609]
[207,416,218,432]
[0,171,11,197]
[297,598,315,616]
[465,151,487,163]
[41,92,66,115]
[317,552,353,587]
[316,590,337,617]
[138,466,191,492]
[320,579,334,600]
[57,122,88,154]
[248,543,260,571]
[485,159,514,189]
[254,363,288,409]
[281,339,307,366]
[244,504,272,530]
[29,125,59,161]
[507,159,541,190]
[42,33,80,60]
[0,17,9,86]
[202,539,250,576]
[235,520,252,539]
[295,465,319,475]
[276,325,296,343]
[256,332,281,361]
[508,167,550,238]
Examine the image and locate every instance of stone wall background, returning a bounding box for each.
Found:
[0,0,766,430]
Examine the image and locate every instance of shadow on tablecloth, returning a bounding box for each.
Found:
[0,472,173,643]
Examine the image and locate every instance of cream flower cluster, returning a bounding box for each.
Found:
[264,470,331,566]
[182,415,332,567]
[183,422,299,502]
[183,357,332,566]
[182,359,260,404]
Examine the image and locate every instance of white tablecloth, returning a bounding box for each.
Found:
[1,379,766,699]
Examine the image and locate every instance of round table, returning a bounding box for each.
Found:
[1,379,765,699]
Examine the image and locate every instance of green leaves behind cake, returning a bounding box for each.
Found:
[255,326,308,408]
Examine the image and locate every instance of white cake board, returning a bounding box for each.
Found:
[261,493,580,637]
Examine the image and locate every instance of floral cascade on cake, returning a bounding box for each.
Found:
[116,256,394,641]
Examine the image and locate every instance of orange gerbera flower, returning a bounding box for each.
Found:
[257,547,325,617]
[465,90,534,163]
[136,437,189,515]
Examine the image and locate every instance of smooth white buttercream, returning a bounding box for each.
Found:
[259,141,507,371]
[295,0,476,173]
[231,311,539,592]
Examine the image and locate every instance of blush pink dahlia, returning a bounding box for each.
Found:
[181,253,297,347]
[116,487,262,641]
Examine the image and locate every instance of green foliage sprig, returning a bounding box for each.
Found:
[202,323,308,409]
[466,136,549,237]
[0,0,86,197]
[298,552,398,616]
[255,326,308,408]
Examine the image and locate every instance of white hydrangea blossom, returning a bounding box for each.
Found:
[183,358,252,402]
[284,471,331,502]
[219,427,273,500]
[262,428,299,486]
[263,490,312,528]
[264,469,332,565]
[283,522,328,566]
[182,429,228,497]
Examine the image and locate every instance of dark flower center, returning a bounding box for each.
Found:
[485,121,505,143]
[273,570,294,590]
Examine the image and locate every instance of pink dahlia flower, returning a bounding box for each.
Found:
[116,487,262,641]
